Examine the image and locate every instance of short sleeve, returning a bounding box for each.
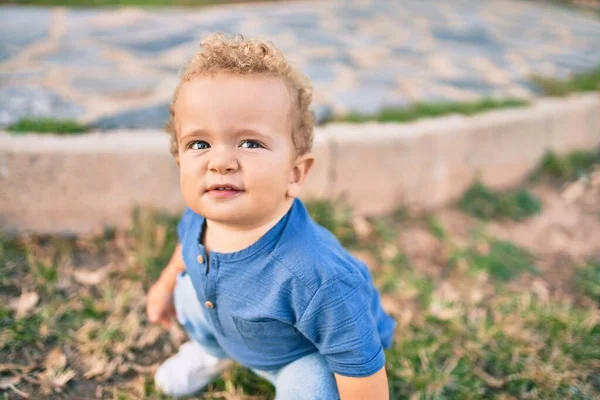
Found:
[177,207,196,243]
[295,273,386,377]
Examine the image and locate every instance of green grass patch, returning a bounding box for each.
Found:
[532,65,600,96]
[459,182,542,221]
[426,215,447,240]
[574,259,600,303]
[0,305,43,349]
[305,200,358,247]
[467,239,538,282]
[386,291,600,399]
[7,117,88,135]
[335,98,528,124]
[533,150,600,183]
[129,207,180,286]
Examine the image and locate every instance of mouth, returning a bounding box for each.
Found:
[205,183,244,199]
[206,183,243,192]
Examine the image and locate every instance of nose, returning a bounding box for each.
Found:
[208,146,239,174]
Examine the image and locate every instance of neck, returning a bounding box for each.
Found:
[203,198,294,253]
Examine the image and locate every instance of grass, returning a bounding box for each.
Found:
[532,66,600,96]
[0,0,278,6]
[6,117,88,135]
[1,201,599,399]
[305,199,358,247]
[334,98,529,124]
[458,182,542,221]
[466,239,538,282]
[533,150,600,184]
[574,259,600,303]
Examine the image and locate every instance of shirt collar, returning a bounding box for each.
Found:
[195,198,299,263]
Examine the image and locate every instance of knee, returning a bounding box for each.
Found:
[275,353,339,400]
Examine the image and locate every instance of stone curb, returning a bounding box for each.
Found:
[1,93,599,234]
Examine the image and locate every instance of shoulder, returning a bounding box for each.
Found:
[270,200,371,293]
[177,207,204,243]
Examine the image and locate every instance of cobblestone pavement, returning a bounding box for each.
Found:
[1,0,600,128]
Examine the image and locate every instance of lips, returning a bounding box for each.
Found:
[206,183,243,192]
[205,183,244,199]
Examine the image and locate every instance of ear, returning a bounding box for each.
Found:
[287,153,315,198]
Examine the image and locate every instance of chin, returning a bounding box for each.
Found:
[201,205,249,224]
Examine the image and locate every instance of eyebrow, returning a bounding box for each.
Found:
[179,128,273,142]
[233,128,272,141]
[179,129,208,142]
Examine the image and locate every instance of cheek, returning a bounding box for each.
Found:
[179,156,204,184]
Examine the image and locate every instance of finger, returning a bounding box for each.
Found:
[159,318,172,329]
[147,308,160,323]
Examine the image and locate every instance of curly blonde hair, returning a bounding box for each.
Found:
[166,33,315,158]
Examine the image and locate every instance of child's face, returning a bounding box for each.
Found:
[174,74,304,228]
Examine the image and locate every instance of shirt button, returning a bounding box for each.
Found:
[204,301,214,309]
[197,254,204,264]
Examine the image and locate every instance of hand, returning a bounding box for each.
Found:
[146,279,176,329]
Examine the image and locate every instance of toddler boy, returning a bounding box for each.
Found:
[146,34,396,399]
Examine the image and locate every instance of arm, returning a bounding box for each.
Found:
[334,367,389,400]
[146,243,185,328]
[156,243,186,292]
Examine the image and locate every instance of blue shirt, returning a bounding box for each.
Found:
[177,198,396,377]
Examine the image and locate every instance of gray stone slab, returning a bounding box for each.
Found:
[112,31,197,54]
[38,42,116,69]
[0,7,52,62]
[2,0,600,127]
[333,85,408,115]
[0,85,83,126]
[71,74,156,98]
[312,103,334,125]
[91,102,170,130]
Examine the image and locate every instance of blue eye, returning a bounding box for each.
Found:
[240,140,263,149]
[190,141,210,150]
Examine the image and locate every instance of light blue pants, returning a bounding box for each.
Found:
[174,272,340,400]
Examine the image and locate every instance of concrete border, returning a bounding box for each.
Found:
[1,93,599,234]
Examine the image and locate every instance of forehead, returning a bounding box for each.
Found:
[174,74,293,137]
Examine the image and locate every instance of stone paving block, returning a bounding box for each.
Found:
[91,102,170,130]
[301,133,331,201]
[3,1,600,129]
[324,118,468,215]
[0,85,83,127]
[0,131,182,234]
[0,6,51,62]
[461,106,550,189]
[541,94,600,153]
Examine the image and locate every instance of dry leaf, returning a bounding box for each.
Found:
[0,375,21,389]
[0,363,35,373]
[380,295,403,315]
[9,292,40,319]
[0,375,29,398]
[44,348,67,371]
[40,348,75,394]
[135,326,163,349]
[382,244,399,262]
[532,279,550,302]
[169,323,186,346]
[83,355,108,380]
[474,367,506,388]
[73,267,108,286]
[350,250,378,271]
[351,215,373,241]
[51,369,76,391]
[562,180,586,204]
